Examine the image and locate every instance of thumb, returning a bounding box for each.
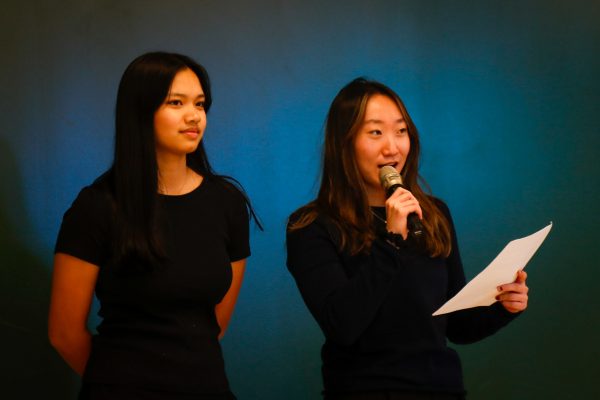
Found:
[515,270,527,283]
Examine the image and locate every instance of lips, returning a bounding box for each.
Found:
[180,128,200,139]
[378,162,398,169]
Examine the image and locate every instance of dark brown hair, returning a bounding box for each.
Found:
[289,78,451,257]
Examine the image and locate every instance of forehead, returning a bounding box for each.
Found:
[169,68,203,94]
[363,94,403,121]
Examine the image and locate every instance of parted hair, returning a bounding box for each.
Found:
[288,78,451,257]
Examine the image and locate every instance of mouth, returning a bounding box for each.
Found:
[378,162,398,170]
[180,128,200,138]
[180,127,199,133]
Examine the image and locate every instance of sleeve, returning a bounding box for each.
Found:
[286,216,407,346]
[54,186,112,267]
[225,187,250,262]
[440,200,520,344]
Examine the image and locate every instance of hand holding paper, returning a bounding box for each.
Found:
[496,269,529,313]
[432,222,552,316]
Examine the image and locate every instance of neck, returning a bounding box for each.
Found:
[157,155,189,195]
[365,187,387,206]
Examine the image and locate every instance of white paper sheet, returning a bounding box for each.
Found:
[432,222,552,316]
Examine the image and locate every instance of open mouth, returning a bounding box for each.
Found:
[378,162,398,169]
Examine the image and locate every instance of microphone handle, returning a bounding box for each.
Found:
[407,213,424,238]
[385,184,424,238]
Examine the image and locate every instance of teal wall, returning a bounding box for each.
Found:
[1,1,598,398]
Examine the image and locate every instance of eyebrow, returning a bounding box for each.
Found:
[169,93,205,99]
[363,118,405,124]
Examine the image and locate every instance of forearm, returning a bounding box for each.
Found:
[49,329,92,376]
[215,259,246,339]
[447,302,519,344]
[49,254,99,376]
[309,252,398,345]
[288,222,402,345]
[215,296,238,340]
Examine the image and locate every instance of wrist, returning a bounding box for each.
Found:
[385,230,408,249]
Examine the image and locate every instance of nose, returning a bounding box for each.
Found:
[185,105,203,124]
[382,134,400,156]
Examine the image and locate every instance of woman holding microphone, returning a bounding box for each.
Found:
[286,78,528,400]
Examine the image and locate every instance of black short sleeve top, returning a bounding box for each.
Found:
[55,175,250,394]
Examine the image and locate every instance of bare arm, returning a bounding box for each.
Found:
[48,253,98,375]
[215,258,246,339]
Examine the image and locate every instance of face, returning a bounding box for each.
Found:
[154,68,207,162]
[353,94,410,204]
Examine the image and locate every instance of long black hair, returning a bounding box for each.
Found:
[107,51,260,271]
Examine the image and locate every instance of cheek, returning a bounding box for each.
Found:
[153,120,166,143]
[154,112,167,136]
[353,144,368,172]
[399,139,411,169]
[354,147,376,183]
[154,108,179,131]
[153,113,178,146]
[354,138,375,161]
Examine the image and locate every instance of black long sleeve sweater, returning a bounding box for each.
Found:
[286,200,517,395]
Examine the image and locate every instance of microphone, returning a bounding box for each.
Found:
[378,166,424,238]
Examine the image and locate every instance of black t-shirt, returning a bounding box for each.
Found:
[55,175,250,395]
[286,199,517,396]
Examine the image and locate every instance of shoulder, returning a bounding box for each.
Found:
[287,202,320,230]
[67,174,114,217]
[205,176,246,202]
[55,174,114,264]
[202,176,250,223]
[429,195,448,209]
[428,195,452,218]
[287,204,340,244]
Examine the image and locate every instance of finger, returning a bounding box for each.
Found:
[497,283,529,295]
[496,292,528,303]
[502,301,527,313]
[414,202,423,220]
[389,189,420,208]
[386,190,423,226]
[393,193,421,213]
[502,296,528,307]
[388,187,411,200]
[387,194,418,212]
[390,202,422,222]
[515,270,528,283]
[497,271,527,290]
[496,294,529,310]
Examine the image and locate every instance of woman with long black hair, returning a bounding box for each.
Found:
[49,52,260,399]
[286,78,529,399]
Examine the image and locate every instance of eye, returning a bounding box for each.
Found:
[166,99,182,106]
[196,101,205,109]
[369,130,382,136]
[398,128,408,136]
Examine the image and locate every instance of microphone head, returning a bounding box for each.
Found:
[379,165,403,191]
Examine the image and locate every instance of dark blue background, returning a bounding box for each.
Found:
[1,1,598,398]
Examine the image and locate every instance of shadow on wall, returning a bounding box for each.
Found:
[0,139,76,398]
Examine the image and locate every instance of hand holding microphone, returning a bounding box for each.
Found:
[379,166,424,239]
